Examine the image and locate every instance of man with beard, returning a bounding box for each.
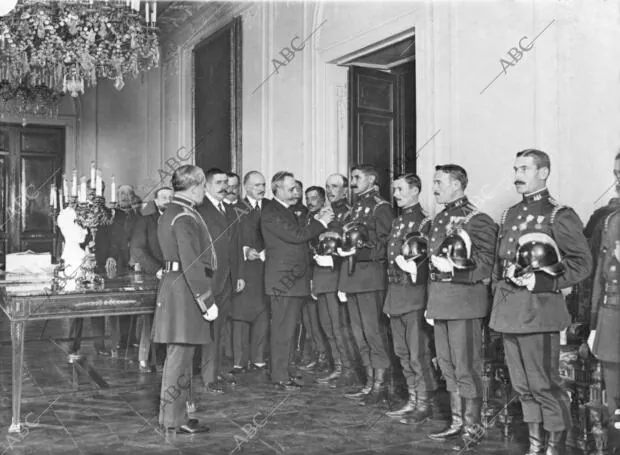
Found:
[262,172,333,391]
[196,168,245,393]
[339,164,394,405]
[425,164,497,451]
[153,165,216,435]
[109,184,141,355]
[298,186,330,373]
[490,149,591,455]
[383,173,438,422]
[230,171,270,373]
[311,174,357,387]
[131,186,173,373]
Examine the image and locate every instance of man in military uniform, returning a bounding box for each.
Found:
[490,149,592,455]
[589,206,620,455]
[339,164,394,405]
[311,174,357,386]
[382,173,438,422]
[152,165,217,434]
[425,164,497,450]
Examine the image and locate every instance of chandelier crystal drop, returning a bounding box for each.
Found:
[0,0,160,119]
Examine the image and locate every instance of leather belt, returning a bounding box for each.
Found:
[164,261,181,272]
[430,271,453,282]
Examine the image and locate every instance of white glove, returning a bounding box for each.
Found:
[511,272,536,291]
[337,291,347,302]
[395,255,417,283]
[614,409,620,429]
[258,250,266,262]
[337,247,356,258]
[424,310,434,326]
[587,330,596,353]
[203,303,219,322]
[431,255,453,273]
[156,268,163,280]
[314,255,334,268]
[311,292,318,301]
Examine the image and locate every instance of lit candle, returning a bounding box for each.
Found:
[80,177,87,203]
[62,175,68,203]
[95,169,102,196]
[110,175,116,203]
[50,184,56,207]
[90,161,96,188]
[145,2,149,24]
[152,1,156,23]
[71,169,78,197]
[58,186,63,209]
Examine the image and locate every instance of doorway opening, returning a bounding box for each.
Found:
[0,123,65,266]
[342,35,415,203]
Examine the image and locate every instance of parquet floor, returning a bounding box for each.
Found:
[0,318,584,454]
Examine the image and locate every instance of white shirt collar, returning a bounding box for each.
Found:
[246,195,262,209]
[205,192,224,210]
[274,197,289,208]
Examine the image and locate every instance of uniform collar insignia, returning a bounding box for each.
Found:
[523,187,549,204]
[403,203,421,215]
[360,188,378,199]
[445,196,468,210]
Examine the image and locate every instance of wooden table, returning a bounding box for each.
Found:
[0,274,158,433]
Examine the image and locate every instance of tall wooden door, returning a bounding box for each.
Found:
[349,63,415,203]
[0,124,65,267]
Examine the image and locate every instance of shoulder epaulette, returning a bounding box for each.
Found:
[464,209,481,225]
[419,217,431,232]
[171,208,198,226]
[549,200,568,224]
[500,202,521,226]
[604,208,620,231]
[373,195,390,206]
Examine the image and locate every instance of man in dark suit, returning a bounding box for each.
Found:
[230,171,271,373]
[108,184,141,355]
[153,165,216,434]
[196,168,245,393]
[131,186,173,373]
[261,171,333,391]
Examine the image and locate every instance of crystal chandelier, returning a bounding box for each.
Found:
[0,0,160,121]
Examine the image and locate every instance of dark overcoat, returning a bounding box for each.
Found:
[130,211,163,274]
[261,199,326,297]
[231,198,270,321]
[151,196,218,345]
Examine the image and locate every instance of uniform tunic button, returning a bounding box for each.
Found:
[157,302,162,307]
[512,226,517,231]
[434,228,439,231]
[507,250,511,255]
[508,238,514,242]
[431,238,435,241]
[523,207,528,211]
[517,215,522,220]
[439,220,443,224]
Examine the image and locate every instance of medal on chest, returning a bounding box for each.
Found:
[446,216,466,235]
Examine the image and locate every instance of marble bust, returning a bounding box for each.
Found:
[56,207,88,291]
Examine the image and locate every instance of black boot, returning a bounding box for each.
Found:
[344,366,373,399]
[299,351,319,371]
[317,360,342,384]
[428,392,463,441]
[524,423,545,455]
[401,391,434,424]
[452,398,483,451]
[545,431,566,455]
[386,389,417,417]
[361,368,387,406]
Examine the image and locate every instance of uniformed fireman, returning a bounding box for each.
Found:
[311,174,357,386]
[588,207,620,454]
[490,149,592,455]
[382,173,438,422]
[152,165,218,434]
[338,164,395,405]
[425,164,498,450]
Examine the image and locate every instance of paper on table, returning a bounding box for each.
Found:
[258,250,266,262]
